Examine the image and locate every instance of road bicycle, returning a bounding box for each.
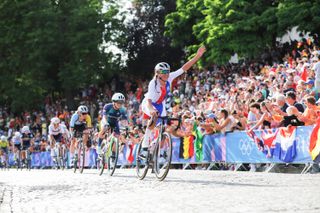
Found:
[136,116,181,181]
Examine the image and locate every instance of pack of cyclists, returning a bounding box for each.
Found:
[0,46,206,171]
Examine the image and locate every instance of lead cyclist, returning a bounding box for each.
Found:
[140,46,206,155]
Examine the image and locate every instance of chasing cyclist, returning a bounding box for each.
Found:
[96,93,128,155]
[69,105,92,159]
[48,117,69,163]
[0,135,9,167]
[140,46,206,154]
[20,126,34,164]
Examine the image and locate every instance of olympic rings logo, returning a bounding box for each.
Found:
[239,139,253,156]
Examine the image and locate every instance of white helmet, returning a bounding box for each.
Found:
[51,117,60,124]
[21,126,30,134]
[155,62,170,73]
[1,135,7,141]
[112,93,125,102]
[14,131,21,137]
[77,105,88,113]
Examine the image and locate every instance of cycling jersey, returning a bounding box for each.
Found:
[101,103,127,134]
[12,135,22,145]
[142,68,184,117]
[48,123,65,136]
[70,112,92,128]
[21,133,34,148]
[0,140,8,148]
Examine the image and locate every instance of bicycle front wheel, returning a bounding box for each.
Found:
[154,132,172,181]
[107,137,119,176]
[135,138,149,180]
[78,141,86,174]
[97,143,106,175]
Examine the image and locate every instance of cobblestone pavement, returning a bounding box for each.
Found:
[0,169,320,213]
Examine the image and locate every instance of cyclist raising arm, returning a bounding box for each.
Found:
[141,46,206,150]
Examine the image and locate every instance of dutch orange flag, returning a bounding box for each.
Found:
[309,117,320,161]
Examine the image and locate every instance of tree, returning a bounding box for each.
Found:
[0,0,123,112]
[166,0,279,65]
[0,0,56,112]
[277,0,320,37]
[120,0,183,77]
[164,0,205,48]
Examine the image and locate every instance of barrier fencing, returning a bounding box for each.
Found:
[5,126,316,172]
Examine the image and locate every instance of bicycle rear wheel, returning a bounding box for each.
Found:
[154,132,172,181]
[135,138,149,180]
[78,141,86,173]
[107,137,119,176]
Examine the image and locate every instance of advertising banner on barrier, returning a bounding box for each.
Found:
[227,126,313,163]
[6,126,314,167]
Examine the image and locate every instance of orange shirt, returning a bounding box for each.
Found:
[302,106,317,126]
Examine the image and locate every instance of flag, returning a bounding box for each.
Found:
[127,143,134,164]
[246,130,264,151]
[272,126,297,162]
[179,135,194,159]
[300,67,308,81]
[193,123,204,161]
[261,129,278,157]
[309,118,320,161]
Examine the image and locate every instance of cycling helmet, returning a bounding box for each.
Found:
[51,117,60,124]
[77,105,89,113]
[112,93,125,102]
[14,131,21,137]
[0,135,7,141]
[21,126,30,134]
[155,62,170,73]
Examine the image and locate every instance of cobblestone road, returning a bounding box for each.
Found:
[0,169,320,213]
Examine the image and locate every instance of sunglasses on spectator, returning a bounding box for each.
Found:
[158,70,170,74]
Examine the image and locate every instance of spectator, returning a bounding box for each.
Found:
[281,106,304,127]
[298,96,318,126]
[285,91,305,113]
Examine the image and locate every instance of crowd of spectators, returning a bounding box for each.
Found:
[0,39,320,169]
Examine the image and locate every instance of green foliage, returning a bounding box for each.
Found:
[165,0,320,65]
[120,0,183,76]
[0,0,123,112]
[277,0,320,36]
[164,0,206,48]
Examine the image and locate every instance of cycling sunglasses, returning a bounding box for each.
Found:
[158,70,170,74]
[114,100,125,104]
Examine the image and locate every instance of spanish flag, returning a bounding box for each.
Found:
[309,117,320,161]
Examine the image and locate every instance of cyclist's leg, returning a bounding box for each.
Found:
[70,134,77,155]
[141,102,158,149]
[82,132,89,150]
[50,137,56,158]
[142,115,158,147]
[97,120,108,148]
